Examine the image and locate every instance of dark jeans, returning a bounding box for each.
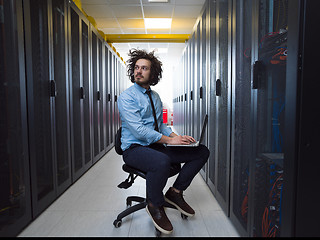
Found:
[122,143,210,207]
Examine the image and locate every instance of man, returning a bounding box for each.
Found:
[118,49,210,235]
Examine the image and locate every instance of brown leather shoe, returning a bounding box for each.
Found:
[165,187,195,217]
[146,202,173,234]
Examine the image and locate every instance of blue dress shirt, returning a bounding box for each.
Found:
[118,83,173,151]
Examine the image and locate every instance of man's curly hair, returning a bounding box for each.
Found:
[126,49,163,86]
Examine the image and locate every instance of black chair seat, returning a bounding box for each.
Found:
[122,162,181,179]
[117,163,181,189]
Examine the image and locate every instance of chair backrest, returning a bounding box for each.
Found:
[115,127,123,155]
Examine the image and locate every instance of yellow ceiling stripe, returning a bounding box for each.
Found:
[104,34,190,43]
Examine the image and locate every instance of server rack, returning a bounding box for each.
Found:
[249,0,287,237]
[197,1,209,182]
[194,20,201,141]
[206,0,217,195]
[200,6,208,146]
[114,56,119,133]
[104,46,111,150]
[1,0,126,235]
[91,27,105,163]
[0,0,32,236]
[214,0,232,215]
[190,32,195,138]
[173,0,320,237]
[229,0,253,236]
[68,2,93,181]
[111,54,116,145]
[281,0,320,237]
[24,0,72,217]
[107,48,114,146]
[187,37,191,135]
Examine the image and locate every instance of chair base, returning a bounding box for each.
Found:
[113,195,187,233]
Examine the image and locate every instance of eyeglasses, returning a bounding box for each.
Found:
[134,65,150,71]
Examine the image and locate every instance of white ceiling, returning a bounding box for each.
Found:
[81,0,206,63]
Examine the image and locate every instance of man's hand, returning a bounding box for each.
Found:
[168,135,196,145]
[157,133,196,145]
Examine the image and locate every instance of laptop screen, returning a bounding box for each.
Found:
[198,114,208,143]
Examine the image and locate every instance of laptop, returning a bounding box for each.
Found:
[166,114,208,147]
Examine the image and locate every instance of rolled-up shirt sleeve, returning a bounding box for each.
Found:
[160,123,173,136]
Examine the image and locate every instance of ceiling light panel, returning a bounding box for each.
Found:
[144,18,172,29]
[148,0,169,2]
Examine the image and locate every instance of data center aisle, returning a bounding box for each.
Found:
[18,147,239,237]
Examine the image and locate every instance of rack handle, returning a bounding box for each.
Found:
[50,80,57,97]
[80,87,85,99]
[252,60,263,89]
[216,79,221,96]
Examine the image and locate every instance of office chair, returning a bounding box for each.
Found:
[113,127,188,236]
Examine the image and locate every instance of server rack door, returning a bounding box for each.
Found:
[190,33,195,138]
[112,53,117,142]
[24,0,56,216]
[207,0,217,193]
[179,55,185,134]
[178,54,181,134]
[118,60,122,128]
[176,55,179,131]
[115,59,120,130]
[183,50,188,135]
[69,5,82,179]
[109,53,114,145]
[0,0,32,236]
[195,22,201,140]
[104,46,110,149]
[116,59,121,130]
[191,36,195,137]
[214,0,232,214]
[187,44,191,136]
[114,58,119,132]
[179,55,184,134]
[68,3,91,181]
[108,49,113,145]
[120,61,123,127]
[250,0,288,237]
[174,58,178,132]
[98,39,105,155]
[199,6,208,180]
[200,7,207,137]
[229,0,253,236]
[91,31,100,161]
[283,1,320,236]
[51,0,72,194]
[82,19,92,166]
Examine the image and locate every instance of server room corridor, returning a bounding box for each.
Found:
[18,146,239,237]
[3,0,320,237]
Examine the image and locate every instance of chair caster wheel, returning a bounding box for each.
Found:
[181,213,188,219]
[113,219,122,228]
[155,228,161,237]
